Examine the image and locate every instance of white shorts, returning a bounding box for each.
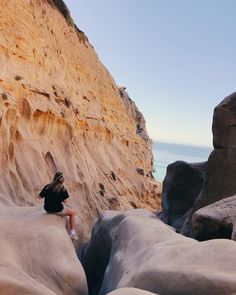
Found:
[54,206,68,216]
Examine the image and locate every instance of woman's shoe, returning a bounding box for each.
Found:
[69,230,79,240]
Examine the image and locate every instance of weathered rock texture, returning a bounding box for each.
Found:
[192,195,236,241]
[0,202,88,295]
[81,209,236,295]
[161,161,207,232]
[0,0,161,234]
[195,92,236,210]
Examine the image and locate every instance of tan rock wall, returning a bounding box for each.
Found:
[0,0,161,233]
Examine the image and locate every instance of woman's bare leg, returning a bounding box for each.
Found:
[65,207,76,230]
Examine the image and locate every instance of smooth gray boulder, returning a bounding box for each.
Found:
[106,287,158,295]
[195,92,236,210]
[82,209,236,295]
[192,195,236,241]
[161,161,207,232]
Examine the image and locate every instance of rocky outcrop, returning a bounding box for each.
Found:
[161,161,207,232]
[81,209,236,295]
[118,87,150,143]
[0,0,161,235]
[192,195,236,241]
[107,288,158,295]
[180,93,236,238]
[0,202,87,295]
[195,92,236,210]
[160,93,236,238]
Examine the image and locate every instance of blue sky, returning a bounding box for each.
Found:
[64,0,236,147]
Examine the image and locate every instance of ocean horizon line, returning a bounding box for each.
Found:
[152,140,213,150]
[152,140,213,182]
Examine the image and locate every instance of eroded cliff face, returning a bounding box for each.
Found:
[0,0,161,232]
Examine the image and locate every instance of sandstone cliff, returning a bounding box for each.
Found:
[0,0,161,232]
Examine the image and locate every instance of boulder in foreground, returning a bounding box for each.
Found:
[192,195,236,241]
[0,204,88,295]
[82,209,236,295]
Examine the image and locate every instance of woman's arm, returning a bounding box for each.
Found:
[63,199,72,207]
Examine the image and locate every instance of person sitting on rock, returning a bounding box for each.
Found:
[38,171,79,240]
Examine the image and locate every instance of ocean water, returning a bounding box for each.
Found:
[153,142,213,182]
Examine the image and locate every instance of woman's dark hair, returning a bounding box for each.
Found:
[53,171,63,182]
[46,171,65,193]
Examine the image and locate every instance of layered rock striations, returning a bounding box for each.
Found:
[0,0,161,233]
